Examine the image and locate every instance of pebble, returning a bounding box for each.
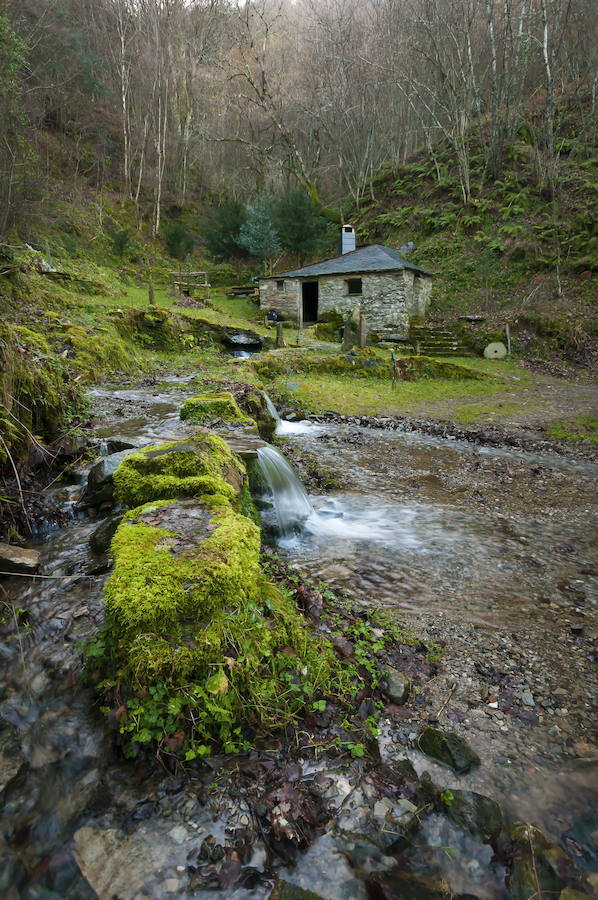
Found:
[520,691,535,707]
[168,826,188,844]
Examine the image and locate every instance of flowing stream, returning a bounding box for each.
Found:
[0,382,596,897]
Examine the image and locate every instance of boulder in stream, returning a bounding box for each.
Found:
[90,435,340,757]
[79,449,135,507]
[442,789,503,843]
[418,726,480,774]
[89,515,123,555]
[0,543,40,576]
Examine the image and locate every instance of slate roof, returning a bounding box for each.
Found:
[261,244,433,279]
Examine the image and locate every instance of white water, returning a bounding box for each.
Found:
[263,392,281,424]
[263,392,321,436]
[256,445,314,536]
[256,444,418,547]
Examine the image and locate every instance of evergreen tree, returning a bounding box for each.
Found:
[202,201,248,261]
[274,189,331,265]
[236,193,281,273]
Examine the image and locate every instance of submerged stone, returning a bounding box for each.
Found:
[271,880,328,900]
[509,823,589,899]
[443,789,503,843]
[418,727,480,774]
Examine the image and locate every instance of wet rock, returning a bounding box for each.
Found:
[418,727,480,774]
[0,543,40,576]
[73,822,197,898]
[79,450,134,507]
[271,880,327,900]
[561,810,598,875]
[365,868,459,899]
[443,790,503,843]
[510,823,589,900]
[89,515,123,555]
[369,796,419,852]
[103,438,139,454]
[383,667,411,705]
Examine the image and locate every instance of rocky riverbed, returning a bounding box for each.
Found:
[0,376,596,899]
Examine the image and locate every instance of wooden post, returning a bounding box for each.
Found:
[391,350,397,389]
[296,294,302,346]
[276,322,285,348]
[358,311,367,348]
[148,277,155,306]
[505,324,511,355]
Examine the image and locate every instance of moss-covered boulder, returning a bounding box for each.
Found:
[192,381,277,440]
[112,435,243,508]
[92,438,340,757]
[418,726,480,774]
[180,392,251,425]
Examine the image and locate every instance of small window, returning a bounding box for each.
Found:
[276,279,285,291]
[346,278,362,295]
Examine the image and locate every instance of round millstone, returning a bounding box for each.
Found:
[483,342,507,360]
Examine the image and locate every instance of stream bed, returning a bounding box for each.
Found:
[0,380,596,898]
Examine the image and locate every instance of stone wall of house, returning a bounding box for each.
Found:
[318,271,414,333]
[258,278,301,319]
[259,270,433,330]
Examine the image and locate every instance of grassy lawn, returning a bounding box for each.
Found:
[75,285,266,334]
[547,414,598,442]
[263,372,507,417]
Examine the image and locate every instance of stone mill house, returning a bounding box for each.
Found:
[258,226,433,338]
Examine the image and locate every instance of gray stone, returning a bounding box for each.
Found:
[520,691,535,707]
[79,449,135,507]
[383,667,411,705]
[89,515,123,555]
[0,544,40,576]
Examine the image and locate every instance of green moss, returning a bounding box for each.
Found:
[254,352,485,383]
[179,391,251,424]
[96,495,341,754]
[58,324,133,381]
[113,435,244,507]
[106,504,261,639]
[0,321,83,462]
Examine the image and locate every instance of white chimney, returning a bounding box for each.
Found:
[339,225,356,255]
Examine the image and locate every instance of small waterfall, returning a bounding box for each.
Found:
[263,392,281,424]
[256,445,313,537]
[262,392,317,436]
[98,438,109,457]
